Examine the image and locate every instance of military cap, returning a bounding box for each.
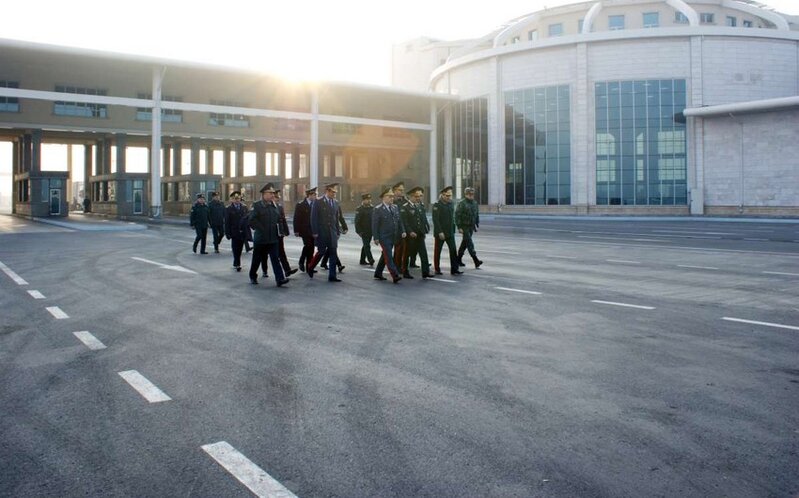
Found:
[324,183,339,191]
[229,190,241,198]
[392,181,405,190]
[196,193,205,199]
[380,187,395,198]
[361,193,372,200]
[259,183,276,193]
[210,191,219,197]
[407,186,424,195]
[305,187,318,195]
[464,187,475,194]
[440,186,453,194]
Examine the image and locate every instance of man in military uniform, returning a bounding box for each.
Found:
[307,183,345,282]
[224,190,249,271]
[248,183,289,287]
[391,182,409,270]
[432,186,462,276]
[190,193,211,254]
[354,193,375,266]
[208,192,226,253]
[320,204,348,272]
[372,187,405,283]
[274,190,298,277]
[400,186,434,279]
[293,187,317,272]
[455,187,483,268]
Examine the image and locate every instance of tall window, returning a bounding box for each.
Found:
[136,93,183,123]
[675,12,689,24]
[743,20,753,27]
[643,12,659,28]
[726,16,737,27]
[700,13,715,24]
[548,23,563,37]
[54,85,108,118]
[504,85,571,206]
[209,100,249,127]
[453,97,489,204]
[0,81,20,112]
[609,15,625,30]
[594,79,687,206]
[528,30,538,41]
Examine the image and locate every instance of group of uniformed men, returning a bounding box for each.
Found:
[189,181,482,287]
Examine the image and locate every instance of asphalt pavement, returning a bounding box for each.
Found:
[1,213,798,497]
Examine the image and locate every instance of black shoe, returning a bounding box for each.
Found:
[262,272,269,278]
[474,259,483,268]
[422,273,434,279]
[299,263,305,272]
[246,247,252,253]
[374,275,387,281]
[409,263,419,268]
[277,278,290,287]
[214,248,220,253]
[451,270,464,275]
[250,278,258,285]
[329,277,342,282]
[338,265,345,273]
[321,264,328,270]
[457,258,465,267]
[288,268,299,275]
[392,275,402,284]
[360,261,368,266]
[307,268,314,278]
[434,270,443,275]
[402,273,414,279]
[200,251,209,254]
[369,261,375,266]
[192,245,197,253]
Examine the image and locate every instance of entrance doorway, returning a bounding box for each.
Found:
[49,188,61,215]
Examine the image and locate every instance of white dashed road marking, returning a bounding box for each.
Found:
[678,265,719,271]
[591,300,655,310]
[606,259,641,265]
[496,287,542,296]
[202,441,298,498]
[545,255,578,259]
[131,256,198,274]
[479,250,521,255]
[118,370,172,403]
[763,271,799,277]
[0,261,28,285]
[722,317,799,332]
[430,277,457,283]
[46,306,69,319]
[27,290,46,299]
[73,331,107,350]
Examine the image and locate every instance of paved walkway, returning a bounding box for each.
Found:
[21,213,147,231]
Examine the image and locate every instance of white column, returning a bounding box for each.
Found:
[150,66,165,218]
[444,105,453,188]
[310,89,319,189]
[689,36,704,215]
[429,101,438,204]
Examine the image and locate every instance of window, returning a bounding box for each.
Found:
[643,12,659,28]
[594,79,688,206]
[726,16,737,27]
[136,93,183,123]
[208,100,249,127]
[578,20,584,33]
[0,81,20,112]
[700,13,715,24]
[609,15,625,30]
[743,20,753,27]
[528,30,538,41]
[548,23,563,37]
[674,12,689,24]
[504,86,571,206]
[53,85,108,118]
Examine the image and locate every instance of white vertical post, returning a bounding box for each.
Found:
[150,66,164,218]
[310,88,319,189]
[444,105,453,188]
[429,100,438,205]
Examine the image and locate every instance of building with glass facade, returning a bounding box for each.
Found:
[414,0,799,216]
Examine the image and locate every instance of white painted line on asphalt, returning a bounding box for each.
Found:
[678,265,719,271]
[131,256,198,275]
[545,255,578,259]
[606,259,641,265]
[633,238,665,242]
[27,290,46,299]
[46,306,69,319]
[744,238,769,242]
[763,271,799,277]
[496,287,542,296]
[578,235,621,241]
[591,300,655,310]
[431,277,457,283]
[653,229,736,236]
[118,370,172,403]
[722,317,799,332]
[201,441,298,498]
[479,249,521,255]
[0,261,28,285]
[73,331,107,350]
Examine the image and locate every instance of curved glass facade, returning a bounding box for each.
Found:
[595,79,687,205]
[453,97,489,203]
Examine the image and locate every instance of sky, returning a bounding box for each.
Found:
[1,0,798,86]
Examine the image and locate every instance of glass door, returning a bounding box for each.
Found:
[49,188,61,215]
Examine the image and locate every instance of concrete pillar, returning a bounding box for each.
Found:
[488,56,504,206]
[22,134,32,173]
[162,144,171,177]
[31,130,42,174]
[190,138,200,176]
[115,134,127,173]
[429,101,438,205]
[223,146,232,178]
[256,141,266,177]
[151,66,164,218]
[12,140,19,212]
[83,144,92,202]
[444,107,453,189]
[94,140,103,177]
[172,143,181,176]
[278,150,286,179]
[310,89,319,189]
[235,142,244,178]
[689,36,705,215]
[574,42,591,212]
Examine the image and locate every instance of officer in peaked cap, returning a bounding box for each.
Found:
[432,185,461,275]
[400,187,433,278]
[190,192,210,254]
[307,182,346,282]
[294,186,318,272]
[354,192,375,266]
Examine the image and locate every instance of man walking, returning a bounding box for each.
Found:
[248,184,288,287]
[190,193,211,254]
[208,191,226,253]
[400,186,433,279]
[274,190,298,277]
[354,193,375,266]
[307,183,345,282]
[456,187,483,269]
[224,190,248,271]
[432,186,462,276]
[372,187,405,283]
[293,187,316,272]
[391,182,409,270]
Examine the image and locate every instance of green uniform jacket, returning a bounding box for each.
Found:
[190,203,211,228]
[432,200,455,237]
[248,200,281,245]
[400,201,430,236]
[455,197,480,229]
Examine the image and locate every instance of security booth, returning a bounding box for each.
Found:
[14,171,70,217]
[87,173,150,218]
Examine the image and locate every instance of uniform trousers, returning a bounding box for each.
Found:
[375,238,400,278]
[193,227,208,253]
[434,235,458,273]
[458,227,477,260]
[211,224,224,250]
[250,243,285,283]
[359,234,375,264]
[403,235,430,274]
[230,238,244,268]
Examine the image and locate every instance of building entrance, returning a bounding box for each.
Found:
[49,188,61,215]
